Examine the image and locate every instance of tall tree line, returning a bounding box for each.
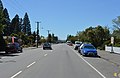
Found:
[67,25,110,49]
[0,0,7,50]
[4,12,31,36]
[0,0,31,36]
[0,0,32,47]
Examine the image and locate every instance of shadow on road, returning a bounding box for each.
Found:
[0,53,19,57]
[80,54,101,58]
[87,55,101,58]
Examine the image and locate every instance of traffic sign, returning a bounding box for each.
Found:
[111,37,114,44]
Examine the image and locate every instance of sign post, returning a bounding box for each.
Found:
[111,37,114,53]
[12,36,14,43]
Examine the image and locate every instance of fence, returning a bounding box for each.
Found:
[105,45,120,54]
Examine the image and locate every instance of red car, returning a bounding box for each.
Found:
[66,41,73,46]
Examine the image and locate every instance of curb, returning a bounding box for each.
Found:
[98,50,120,67]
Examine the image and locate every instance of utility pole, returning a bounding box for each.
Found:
[36,22,41,48]
[47,30,51,42]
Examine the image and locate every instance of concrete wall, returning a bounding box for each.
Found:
[105,45,120,54]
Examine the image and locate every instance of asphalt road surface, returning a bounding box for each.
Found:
[0,44,119,78]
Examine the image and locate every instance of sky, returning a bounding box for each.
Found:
[2,0,120,40]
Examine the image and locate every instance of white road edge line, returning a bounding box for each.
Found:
[44,54,48,56]
[27,62,36,68]
[71,49,106,78]
[10,71,22,78]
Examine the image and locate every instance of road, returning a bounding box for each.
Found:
[0,44,119,78]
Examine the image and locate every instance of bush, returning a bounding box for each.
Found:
[97,40,111,50]
[22,45,29,48]
[114,43,120,47]
[0,35,6,51]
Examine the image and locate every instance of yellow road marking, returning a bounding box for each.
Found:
[114,73,117,77]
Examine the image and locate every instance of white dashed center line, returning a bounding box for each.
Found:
[27,62,36,68]
[10,52,49,78]
[10,71,22,78]
[44,54,48,56]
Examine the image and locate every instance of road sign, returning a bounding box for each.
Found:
[111,37,114,44]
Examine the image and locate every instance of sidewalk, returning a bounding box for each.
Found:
[98,50,120,67]
[23,45,42,50]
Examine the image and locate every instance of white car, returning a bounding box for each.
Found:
[74,41,82,50]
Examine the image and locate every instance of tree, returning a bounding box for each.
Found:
[51,33,58,43]
[10,14,21,34]
[28,35,34,44]
[0,0,3,10]
[112,16,120,39]
[112,30,120,39]
[40,37,46,43]
[112,16,120,31]
[67,35,78,43]
[0,0,6,50]
[0,0,4,34]
[0,11,4,34]
[94,26,104,46]
[47,34,52,43]
[103,26,110,40]
[33,31,36,43]
[22,12,31,36]
[77,25,110,48]
[77,31,87,42]
[19,18,23,32]
[3,8,10,36]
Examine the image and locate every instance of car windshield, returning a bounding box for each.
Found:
[67,41,71,43]
[75,42,80,44]
[84,45,95,49]
[44,43,50,45]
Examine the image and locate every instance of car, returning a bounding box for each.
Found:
[66,41,73,46]
[43,42,52,50]
[78,43,97,56]
[74,41,82,50]
[5,42,23,53]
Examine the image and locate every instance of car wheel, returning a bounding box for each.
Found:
[78,50,81,54]
[20,49,23,52]
[79,52,82,55]
[74,47,76,50]
[16,50,19,53]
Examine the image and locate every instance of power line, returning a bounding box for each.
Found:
[3,0,24,15]
[13,0,28,12]
[3,0,29,17]
[10,0,25,13]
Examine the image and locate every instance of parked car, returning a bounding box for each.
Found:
[78,43,97,56]
[74,41,82,50]
[66,41,73,46]
[43,42,52,50]
[5,42,23,53]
